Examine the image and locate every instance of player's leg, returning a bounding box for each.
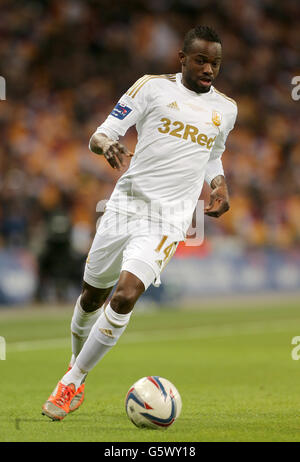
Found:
[42,210,128,420]
[66,282,113,413]
[42,270,145,420]
[69,209,128,365]
[69,281,113,367]
[42,282,123,421]
[60,235,177,392]
[43,231,178,420]
[61,270,146,390]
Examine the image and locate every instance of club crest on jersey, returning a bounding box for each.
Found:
[212,110,222,126]
[111,102,132,120]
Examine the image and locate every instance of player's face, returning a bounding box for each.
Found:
[179,39,222,93]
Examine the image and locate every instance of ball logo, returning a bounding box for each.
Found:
[212,110,222,126]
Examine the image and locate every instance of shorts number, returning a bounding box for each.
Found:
[155,236,178,265]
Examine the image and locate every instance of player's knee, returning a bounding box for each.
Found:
[110,287,138,314]
[80,287,108,313]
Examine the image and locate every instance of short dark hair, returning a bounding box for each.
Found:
[182,25,221,53]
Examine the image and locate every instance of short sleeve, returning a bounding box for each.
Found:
[92,75,151,141]
[209,105,237,161]
[204,157,224,186]
[205,104,237,185]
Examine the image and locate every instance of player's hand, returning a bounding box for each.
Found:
[90,133,134,170]
[103,140,133,170]
[204,176,230,218]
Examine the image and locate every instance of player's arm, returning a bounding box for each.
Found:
[204,106,237,218]
[89,76,150,170]
[89,132,133,170]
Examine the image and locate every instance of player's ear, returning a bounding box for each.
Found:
[178,50,186,66]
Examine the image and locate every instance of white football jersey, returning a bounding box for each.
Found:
[93,73,237,240]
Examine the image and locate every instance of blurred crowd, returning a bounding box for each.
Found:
[0,0,299,299]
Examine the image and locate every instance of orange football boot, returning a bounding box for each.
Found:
[69,383,85,412]
[42,381,76,421]
[65,364,86,413]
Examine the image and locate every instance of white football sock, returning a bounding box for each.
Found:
[62,303,131,389]
[70,295,103,364]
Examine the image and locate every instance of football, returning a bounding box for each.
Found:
[125,376,182,429]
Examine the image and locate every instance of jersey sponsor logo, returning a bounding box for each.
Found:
[158,117,216,149]
[110,102,132,120]
[167,101,180,110]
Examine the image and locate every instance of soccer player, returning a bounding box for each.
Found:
[42,25,237,420]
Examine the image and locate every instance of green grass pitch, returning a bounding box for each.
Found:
[0,296,299,442]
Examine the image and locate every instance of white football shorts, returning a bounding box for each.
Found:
[84,210,179,290]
